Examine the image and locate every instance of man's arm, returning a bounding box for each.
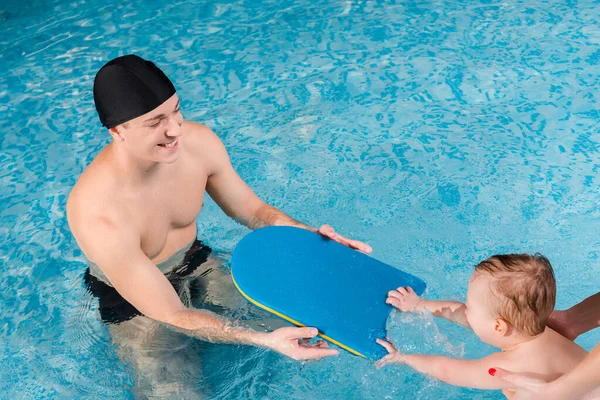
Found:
[198,124,371,252]
[386,287,470,328]
[72,216,337,360]
[376,339,511,390]
[548,292,600,340]
[195,125,310,229]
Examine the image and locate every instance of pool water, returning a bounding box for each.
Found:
[2,0,600,398]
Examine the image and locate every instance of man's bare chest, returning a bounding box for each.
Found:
[134,170,208,259]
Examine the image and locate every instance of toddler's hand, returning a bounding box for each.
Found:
[386,286,421,312]
[375,338,405,368]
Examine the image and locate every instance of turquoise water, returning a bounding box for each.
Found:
[2,0,600,398]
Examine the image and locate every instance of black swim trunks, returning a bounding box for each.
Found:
[84,239,212,324]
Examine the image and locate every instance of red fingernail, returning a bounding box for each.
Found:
[488,368,496,376]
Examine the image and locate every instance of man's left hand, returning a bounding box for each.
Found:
[317,224,372,254]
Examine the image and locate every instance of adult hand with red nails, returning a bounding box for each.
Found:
[490,342,600,400]
[489,368,548,400]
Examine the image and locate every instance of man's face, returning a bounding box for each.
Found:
[113,94,184,163]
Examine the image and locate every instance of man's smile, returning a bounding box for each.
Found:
[158,139,178,150]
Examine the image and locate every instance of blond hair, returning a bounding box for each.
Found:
[474,253,556,336]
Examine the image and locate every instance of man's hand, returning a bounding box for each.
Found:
[375,338,405,368]
[386,286,422,312]
[317,224,372,254]
[263,326,339,360]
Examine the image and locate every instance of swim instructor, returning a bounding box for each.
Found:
[67,54,371,361]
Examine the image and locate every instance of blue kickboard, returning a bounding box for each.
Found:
[231,226,427,360]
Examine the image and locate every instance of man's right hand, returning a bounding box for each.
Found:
[262,327,339,360]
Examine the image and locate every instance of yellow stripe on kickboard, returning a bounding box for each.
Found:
[231,274,366,358]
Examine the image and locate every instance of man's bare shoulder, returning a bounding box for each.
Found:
[181,120,229,172]
[182,121,225,150]
[66,148,129,235]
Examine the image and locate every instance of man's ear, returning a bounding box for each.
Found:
[494,318,511,336]
[109,126,125,142]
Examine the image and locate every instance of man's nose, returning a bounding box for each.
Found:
[166,116,182,137]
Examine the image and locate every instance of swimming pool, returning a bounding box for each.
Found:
[1,0,599,398]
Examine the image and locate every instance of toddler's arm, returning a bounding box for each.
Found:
[376,339,511,390]
[387,287,470,328]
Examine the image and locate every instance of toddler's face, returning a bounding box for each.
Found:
[464,273,505,346]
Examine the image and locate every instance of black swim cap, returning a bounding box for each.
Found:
[93,54,176,128]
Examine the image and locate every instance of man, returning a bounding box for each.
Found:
[67,54,372,394]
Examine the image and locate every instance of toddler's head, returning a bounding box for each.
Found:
[464,253,556,347]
